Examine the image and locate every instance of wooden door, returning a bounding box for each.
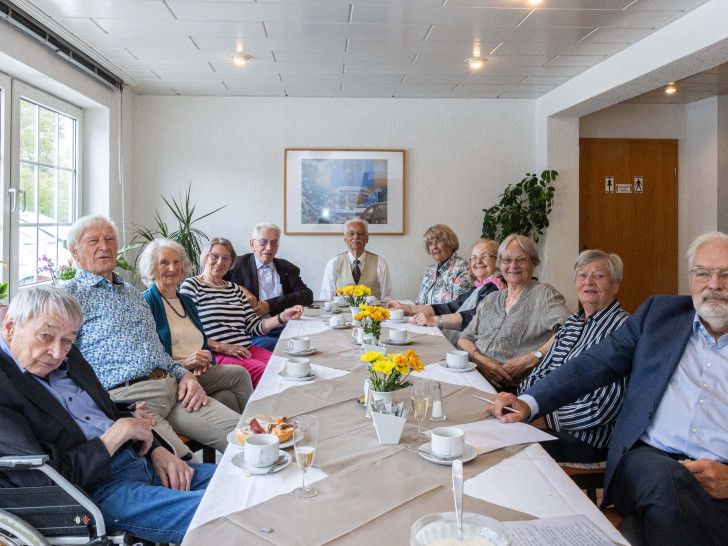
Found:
[579,138,678,313]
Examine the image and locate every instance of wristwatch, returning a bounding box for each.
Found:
[438,316,444,329]
[534,350,544,360]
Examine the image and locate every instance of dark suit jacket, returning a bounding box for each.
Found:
[225,253,313,316]
[0,345,161,492]
[525,295,696,502]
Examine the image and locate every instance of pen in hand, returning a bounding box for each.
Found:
[472,394,521,414]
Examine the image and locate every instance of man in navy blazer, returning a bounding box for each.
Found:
[225,223,313,350]
[490,232,728,546]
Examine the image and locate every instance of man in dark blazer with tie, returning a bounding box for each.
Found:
[489,231,728,546]
[225,223,313,350]
[0,285,215,544]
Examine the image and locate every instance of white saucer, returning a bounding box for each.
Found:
[227,430,293,449]
[322,308,342,314]
[283,347,317,356]
[387,318,408,323]
[231,450,292,475]
[437,361,477,373]
[327,323,351,329]
[418,442,478,465]
[384,338,413,346]
[278,370,318,382]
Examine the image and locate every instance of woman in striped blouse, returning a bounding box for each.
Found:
[519,249,630,463]
[180,237,303,387]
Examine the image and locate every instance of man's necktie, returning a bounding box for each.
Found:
[352,259,361,284]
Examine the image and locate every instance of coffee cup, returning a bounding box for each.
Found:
[446,350,468,369]
[390,308,405,321]
[430,427,465,459]
[324,301,339,313]
[389,328,408,343]
[329,314,345,327]
[243,433,279,467]
[352,327,365,344]
[365,296,378,306]
[335,295,347,306]
[288,336,311,352]
[287,357,311,377]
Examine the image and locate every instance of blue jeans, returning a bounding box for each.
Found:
[93,448,215,544]
[252,324,285,352]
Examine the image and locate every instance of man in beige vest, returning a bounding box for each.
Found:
[319,217,393,300]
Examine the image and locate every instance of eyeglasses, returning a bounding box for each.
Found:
[209,253,232,264]
[500,257,530,266]
[346,231,366,237]
[427,239,444,247]
[471,253,497,262]
[253,239,279,248]
[690,267,728,284]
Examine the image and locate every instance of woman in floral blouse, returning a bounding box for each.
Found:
[415,224,473,305]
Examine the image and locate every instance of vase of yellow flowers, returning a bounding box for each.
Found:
[354,304,389,342]
[361,349,425,403]
[336,284,371,312]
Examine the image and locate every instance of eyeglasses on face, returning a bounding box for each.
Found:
[427,238,445,248]
[690,267,728,284]
[471,253,496,262]
[209,253,232,264]
[347,231,366,238]
[253,239,279,247]
[500,257,530,266]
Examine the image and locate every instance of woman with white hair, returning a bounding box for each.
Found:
[519,249,630,463]
[180,237,303,386]
[140,238,253,411]
[457,234,571,391]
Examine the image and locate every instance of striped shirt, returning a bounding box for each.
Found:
[519,299,630,449]
[179,277,266,346]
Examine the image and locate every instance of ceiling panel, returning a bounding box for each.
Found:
[10,0,712,97]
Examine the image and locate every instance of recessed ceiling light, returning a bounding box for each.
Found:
[665,83,676,94]
[233,54,251,66]
[529,0,543,5]
[466,58,486,70]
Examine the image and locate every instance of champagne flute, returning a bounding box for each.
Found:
[293,415,318,498]
[410,376,430,443]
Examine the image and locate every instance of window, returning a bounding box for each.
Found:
[8,82,81,288]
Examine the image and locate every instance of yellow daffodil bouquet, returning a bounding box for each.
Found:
[354,304,390,340]
[336,284,371,306]
[361,349,425,392]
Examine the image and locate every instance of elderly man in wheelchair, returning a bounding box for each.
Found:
[0,286,216,545]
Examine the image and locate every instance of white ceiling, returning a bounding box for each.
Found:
[15,0,713,98]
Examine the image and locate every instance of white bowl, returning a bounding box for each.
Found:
[410,512,512,546]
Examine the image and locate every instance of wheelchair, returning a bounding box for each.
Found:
[0,454,143,546]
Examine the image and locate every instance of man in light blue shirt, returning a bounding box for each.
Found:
[489,232,728,546]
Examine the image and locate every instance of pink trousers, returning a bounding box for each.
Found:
[214,345,271,388]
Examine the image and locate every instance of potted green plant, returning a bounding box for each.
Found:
[481,170,558,243]
[133,184,226,274]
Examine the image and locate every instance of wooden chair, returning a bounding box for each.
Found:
[559,461,607,505]
[177,435,216,464]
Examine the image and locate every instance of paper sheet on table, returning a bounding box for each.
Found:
[423,362,497,394]
[188,445,327,531]
[250,356,350,403]
[464,444,628,545]
[505,514,614,546]
[444,419,556,453]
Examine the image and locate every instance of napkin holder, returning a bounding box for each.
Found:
[371,411,406,444]
[362,342,387,356]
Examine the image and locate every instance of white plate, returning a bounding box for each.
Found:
[283,347,317,356]
[387,318,408,323]
[437,361,477,373]
[327,323,351,329]
[227,430,294,449]
[321,308,342,314]
[384,338,413,346]
[418,442,478,465]
[231,450,292,475]
[278,370,318,382]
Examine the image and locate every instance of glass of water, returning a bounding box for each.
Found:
[293,415,318,498]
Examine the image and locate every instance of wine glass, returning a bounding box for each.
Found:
[292,415,318,498]
[410,376,430,443]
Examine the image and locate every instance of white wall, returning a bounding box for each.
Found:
[133,96,538,300]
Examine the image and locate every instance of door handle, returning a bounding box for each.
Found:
[7,189,26,212]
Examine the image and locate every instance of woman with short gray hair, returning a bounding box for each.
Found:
[180,237,303,386]
[415,224,473,305]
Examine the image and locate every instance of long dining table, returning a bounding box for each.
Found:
[182,308,628,545]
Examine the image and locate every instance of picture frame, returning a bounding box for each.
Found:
[284,148,405,235]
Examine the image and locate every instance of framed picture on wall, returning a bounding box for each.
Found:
[284,148,405,235]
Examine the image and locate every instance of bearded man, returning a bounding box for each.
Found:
[489,231,728,546]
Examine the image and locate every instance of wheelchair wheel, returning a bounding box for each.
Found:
[0,508,50,546]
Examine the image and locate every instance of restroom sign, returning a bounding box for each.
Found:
[616,184,632,194]
[634,176,643,193]
[605,176,614,193]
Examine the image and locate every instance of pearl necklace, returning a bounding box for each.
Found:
[201,274,226,288]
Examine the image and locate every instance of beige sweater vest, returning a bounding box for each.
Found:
[334,251,381,298]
